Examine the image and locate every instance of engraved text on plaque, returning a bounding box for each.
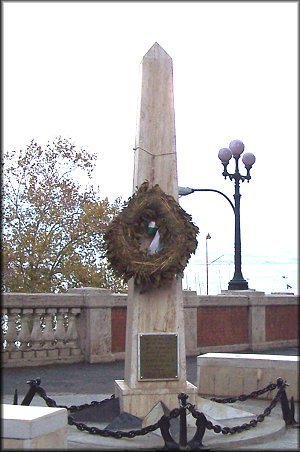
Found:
[138,333,179,381]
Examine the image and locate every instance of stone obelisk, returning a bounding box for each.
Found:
[115,43,197,417]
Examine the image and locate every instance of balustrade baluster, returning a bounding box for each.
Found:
[31,309,45,350]
[1,310,8,364]
[1,310,8,350]
[42,310,55,349]
[5,309,19,351]
[55,310,67,348]
[18,310,33,350]
[66,308,80,350]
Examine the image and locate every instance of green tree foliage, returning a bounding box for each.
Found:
[2,137,127,293]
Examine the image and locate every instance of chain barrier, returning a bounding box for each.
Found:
[18,376,296,447]
[210,380,279,404]
[26,378,115,413]
[23,379,181,439]
[186,377,287,436]
[68,408,181,439]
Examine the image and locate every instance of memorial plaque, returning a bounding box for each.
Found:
[138,333,179,381]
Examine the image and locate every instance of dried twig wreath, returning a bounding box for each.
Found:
[104,180,199,291]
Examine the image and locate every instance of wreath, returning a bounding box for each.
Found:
[104,180,199,291]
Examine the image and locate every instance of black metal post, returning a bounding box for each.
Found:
[13,389,18,405]
[205,233,211,295]
[21,378,41,405]
[218,141,255,290]
[178,393,188,448]
[221,155,250,290]
[227,161,248,290]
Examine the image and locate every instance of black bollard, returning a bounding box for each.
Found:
[178,393,188,448]
[21,378,41,406]
[13,389,18,405]
[277,378,298,427]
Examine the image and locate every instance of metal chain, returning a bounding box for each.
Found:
[68,407,181,439]
[187,379,287,435]
[34,383,182,439]
[210,381,278,404]
[31,378,288,439]
[33,385,116,413]
[68,416,160,439]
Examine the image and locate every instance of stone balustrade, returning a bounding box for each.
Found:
[2,292,84,367]
[1,288,298,367]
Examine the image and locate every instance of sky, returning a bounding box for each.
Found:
[3,1,298,294]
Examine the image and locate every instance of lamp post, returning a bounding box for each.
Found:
[179,139,256,291]
[218,139,256,290]
[205,233,211,295]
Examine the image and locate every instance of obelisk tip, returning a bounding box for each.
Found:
[143,42,172,60]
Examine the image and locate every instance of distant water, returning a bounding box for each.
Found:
[184,255,298,295]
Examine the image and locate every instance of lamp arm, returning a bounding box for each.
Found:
[190,188,235,213]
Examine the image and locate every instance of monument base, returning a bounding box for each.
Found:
[114,380,197,418]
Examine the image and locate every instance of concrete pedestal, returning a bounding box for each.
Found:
[115,380,197,418]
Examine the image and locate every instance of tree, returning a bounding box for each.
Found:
[1,137,127,293]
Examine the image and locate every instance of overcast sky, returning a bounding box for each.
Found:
[3,1,298,294]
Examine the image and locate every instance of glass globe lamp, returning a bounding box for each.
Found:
[242,152,256,169]
[229,140,244,157]
[218,147,232,163]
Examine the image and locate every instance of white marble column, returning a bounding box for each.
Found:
[115,43,197,417]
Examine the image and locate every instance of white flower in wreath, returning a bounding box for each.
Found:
[147,221,162,255]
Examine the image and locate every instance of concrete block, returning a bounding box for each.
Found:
[9,351,22,360]
[22,350,35,360]
[197,353,299,401]
[35,350,47,358]
[1,351,8,364]
[1,404,67,449]
[47,349,59,358]
[71,348,82,356]
[58,348,70,358]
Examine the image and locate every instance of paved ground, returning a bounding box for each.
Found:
[2,346,299,450]
[2,346,298,396]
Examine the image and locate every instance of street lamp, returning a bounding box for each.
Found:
[205,233,211,295]
[218,139,256,290]
[179,139,255,291]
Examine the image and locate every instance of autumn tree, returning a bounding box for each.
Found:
[1,137,127,293]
